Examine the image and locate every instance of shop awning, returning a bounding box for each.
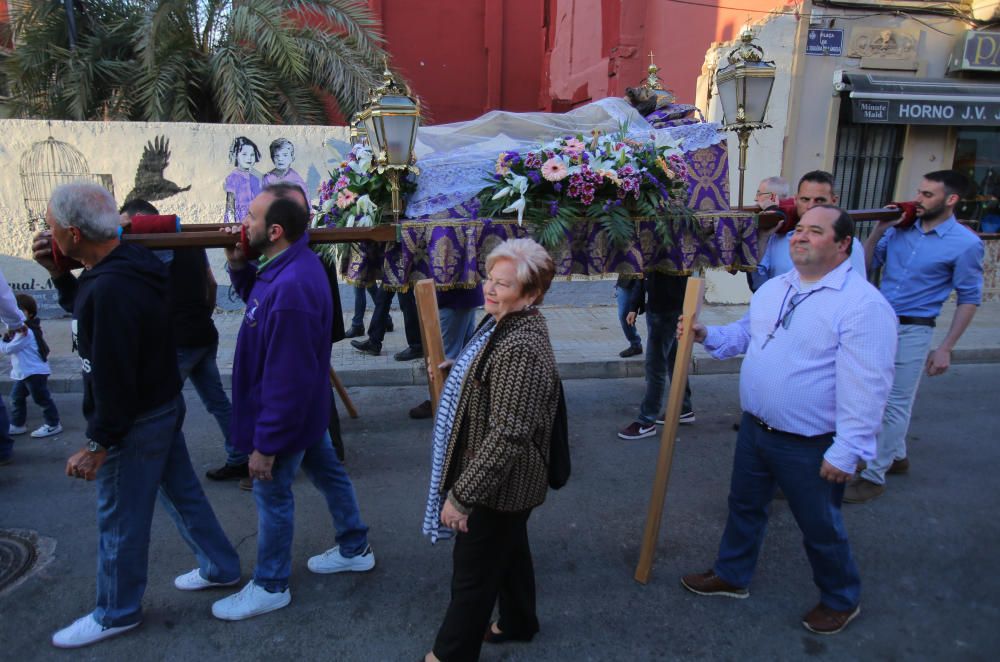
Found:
[836,72,1000,126]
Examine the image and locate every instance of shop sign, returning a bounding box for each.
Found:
[852,98,1000,125]
[806,29,844,56]
[949,30,1000,73]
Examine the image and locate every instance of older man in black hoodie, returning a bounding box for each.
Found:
[33,182,240,649]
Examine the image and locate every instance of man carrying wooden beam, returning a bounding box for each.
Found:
[678,205,896,635]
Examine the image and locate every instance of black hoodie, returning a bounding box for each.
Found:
[53,243,181,447]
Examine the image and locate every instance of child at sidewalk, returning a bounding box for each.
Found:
[0,294,62,438]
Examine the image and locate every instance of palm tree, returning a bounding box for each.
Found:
[0,0,388,124]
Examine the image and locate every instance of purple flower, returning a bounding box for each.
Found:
[549,201,560,216]
[554,183,562,193]
[527,170,542,184]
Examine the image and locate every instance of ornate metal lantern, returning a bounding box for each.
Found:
[715,27,776,208]
[357,62,421,220]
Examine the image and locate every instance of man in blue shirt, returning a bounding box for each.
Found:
[846,170,984,503]
[679,205,897,635]
[754,171,867,290]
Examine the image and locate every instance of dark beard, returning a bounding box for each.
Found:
[248,231,272,252]
[916,201,949,222]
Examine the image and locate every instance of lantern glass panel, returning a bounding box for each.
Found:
[382,114,417,166]
[744,71,775,124]
[716,70,739,126]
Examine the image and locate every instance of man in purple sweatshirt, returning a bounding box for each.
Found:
[211,184,374,621]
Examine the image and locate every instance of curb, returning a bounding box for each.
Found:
[11,347,1000,394]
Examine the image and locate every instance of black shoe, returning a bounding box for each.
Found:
[409,400,433,419]
[344,325,365,339]
[351,339,381,356]
[619,345,643,358]
[386,320,395,333]
[394,345,424,361]
[206,462,249,481]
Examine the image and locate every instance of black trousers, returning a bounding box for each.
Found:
[433,507,538,662]
[368,286,422,348]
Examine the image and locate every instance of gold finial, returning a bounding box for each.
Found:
[643,51,662,90]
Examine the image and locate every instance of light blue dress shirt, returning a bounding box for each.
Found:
[704,260,898,473]
[873,216,984,317]
[756,233,867,287]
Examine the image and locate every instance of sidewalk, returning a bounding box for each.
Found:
[8,298,1000,393]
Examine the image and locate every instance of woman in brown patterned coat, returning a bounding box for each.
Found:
[423,238,560,662]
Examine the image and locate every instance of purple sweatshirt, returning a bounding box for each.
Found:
[229,234,332,456]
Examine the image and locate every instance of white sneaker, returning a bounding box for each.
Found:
[307,544,376,574]
[8,424,27,435]
[52,613,140,649]
[31,423,63,438]
[174,568,241,591]
[212,581,290,621]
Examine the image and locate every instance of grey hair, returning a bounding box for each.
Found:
[760,176,790,198]
[485,238,555,304]
[48,182,120,241]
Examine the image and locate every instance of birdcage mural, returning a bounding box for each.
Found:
[19,137,115,231]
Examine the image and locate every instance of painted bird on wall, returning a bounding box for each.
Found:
[124,136,192,204]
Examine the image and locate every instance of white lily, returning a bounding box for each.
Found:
[345,214,356,228]
[356,214,373,227]
[502,197,527,225]
[356,194,377,215]
[492,186,513,201]
[321,197,335,212]
[508,173,529,195]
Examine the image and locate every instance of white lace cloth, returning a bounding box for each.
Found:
[406,97,724,218]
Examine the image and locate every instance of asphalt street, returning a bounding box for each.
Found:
[1,366,998,661]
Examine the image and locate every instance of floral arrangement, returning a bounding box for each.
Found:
[477,127,695,248]
[313,143,417,229]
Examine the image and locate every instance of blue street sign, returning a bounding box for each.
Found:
[806,29,844,56]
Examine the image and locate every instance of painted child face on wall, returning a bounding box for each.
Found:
[237,145,258,171]
[272,145,294,170]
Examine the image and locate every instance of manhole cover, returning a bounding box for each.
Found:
[0,530,39,593]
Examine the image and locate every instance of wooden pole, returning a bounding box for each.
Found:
[413,279,446,412]
[121,224,397,249]
[634,277,706,585]
[328,366,358,419]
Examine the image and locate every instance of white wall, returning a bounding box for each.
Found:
[0,120,350,289]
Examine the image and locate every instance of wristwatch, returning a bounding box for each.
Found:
[86,440,106,453]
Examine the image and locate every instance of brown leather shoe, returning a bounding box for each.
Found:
[409,400,433,420]
[680,570,748,599]
[843,477,885,504]
[802,602,860,634]
[888,457,910,475]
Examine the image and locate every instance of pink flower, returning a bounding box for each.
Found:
[562,138,586,157]
[541,158,568,182]
[336,189,358,209]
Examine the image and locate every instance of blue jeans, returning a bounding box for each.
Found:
[350,284,380,330]
[615,285,642,349]
[176,344,243,466]
[862,324,934,485]
[9,374,60,427]
[714,413,861,612]
[638,310,691,425]
[440,307,477,360]
[95,396,240,627]
[253,431,369,592]
[0,396,12,460]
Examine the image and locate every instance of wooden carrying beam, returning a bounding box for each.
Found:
[634,277,706,585]
[121,224,397,249]
[414,279,447,413]
[751,207,903,231]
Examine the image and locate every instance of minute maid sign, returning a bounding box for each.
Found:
[852,98,1000,126]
